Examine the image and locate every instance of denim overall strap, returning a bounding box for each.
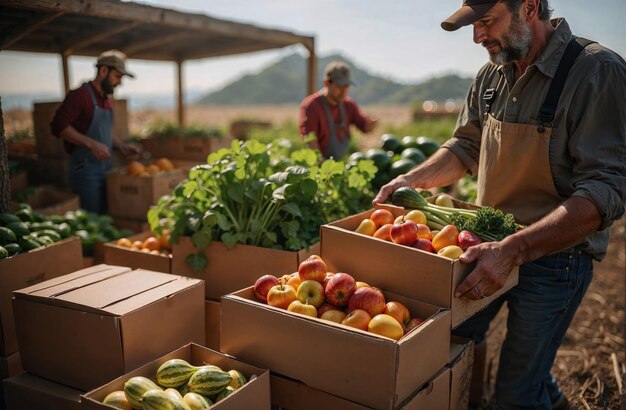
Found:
[320,94,350,159]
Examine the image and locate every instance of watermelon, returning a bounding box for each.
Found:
[401,135,420,150]
[380,134,402,153]
[416,136,440,157]
[365,149,391,172]
[400,148,426,165]
[157,359,199,388]
[124,376,161,409]
[389,159,417,179]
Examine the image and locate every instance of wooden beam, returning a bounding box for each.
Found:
[0,11,64,50]
[63,20,141,55]
[178,41,293,61]
[61,52,70,94]
[3,0,312,47]
[123,31,191,56]
[176,60,184,127]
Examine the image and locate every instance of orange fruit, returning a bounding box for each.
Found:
[149,250,161,255]
[155,158,174,171]
[116,238,132,248]
[159,230,171,250]
[127,161,145,176]
[146,164,161,175]
[139,171,150,177]
[143,236,161,251]
[132,240,143,249]
[141,248,152,253]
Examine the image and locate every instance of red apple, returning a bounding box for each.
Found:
[390,220,418,246]
[412,238,434,253]
[267,284,297,309]
[457,230,482,251]
[347,287,386,317]
[317,303,337,318]
[287,300,317,318]
[322,272,335,289]
[320,309,347,323]
[298,256,327,283]
[405,317,425,334]
[341,309,371,331]
[324,272,357,307]
[254,275,280,303]
[296,280,325,308]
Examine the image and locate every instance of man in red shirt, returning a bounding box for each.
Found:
[299,61,378,159]
[51,50,139,214]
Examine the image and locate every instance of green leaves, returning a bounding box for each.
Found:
[186,252,207,272]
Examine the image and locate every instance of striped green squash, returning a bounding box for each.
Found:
[215,386,236,402]
[123,376,160,409]
[182,392,212,410]
[102,390,132,409]
[141,389,174,410]
[187,366,232,397]
[157,359,199,388]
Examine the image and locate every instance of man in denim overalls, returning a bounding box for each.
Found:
[51,50,139,214]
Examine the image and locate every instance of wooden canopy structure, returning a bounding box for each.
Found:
[0,0,317,125]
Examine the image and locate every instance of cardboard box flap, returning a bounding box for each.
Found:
[54,270,177,313]
[13,264,130,298]
[106,276,202,315]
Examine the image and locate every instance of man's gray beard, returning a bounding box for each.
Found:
[488,18,532,65]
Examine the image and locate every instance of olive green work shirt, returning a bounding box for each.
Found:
[442,18,626,260]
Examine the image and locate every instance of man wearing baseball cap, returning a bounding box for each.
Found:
[51,49,140,214]
[299,61,378,159]
[374,1,625,409]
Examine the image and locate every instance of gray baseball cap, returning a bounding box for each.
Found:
[441,0,499,32]
[324,61,355,86]
[96,49,135,78]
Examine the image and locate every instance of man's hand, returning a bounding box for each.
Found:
[88,140,111,160]
[365,118,379,133]
[372,175,413,205]
[118,142,141,160]
[454,239,520,300]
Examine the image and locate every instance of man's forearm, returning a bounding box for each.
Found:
[59,125,94,149]
[501,196,602,265]
[405,148,468,189]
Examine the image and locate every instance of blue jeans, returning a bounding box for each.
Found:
[68,157,110,214]
[453,250,594,410]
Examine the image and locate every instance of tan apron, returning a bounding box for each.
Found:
[476,114,561,226]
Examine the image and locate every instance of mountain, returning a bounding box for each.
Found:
[196,53,473,106]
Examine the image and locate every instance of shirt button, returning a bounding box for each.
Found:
[512,97,518,102]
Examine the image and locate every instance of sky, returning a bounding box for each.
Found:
[0,0,624,101]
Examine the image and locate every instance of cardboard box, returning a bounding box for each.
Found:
[140,135,231,162]
[172,237,320,300]
[15,185,80,216]
[321,206,519,329]
[270,370,450,410]
[0,236,83,355]
[106,160,195,220]
[221,286,450,410]
[0,351,23,380]
[12,265,205,391]
[205,299,221,351]
[33,100,128,159]
[4,372,82,410]
[449,336,474,410]
[81,343,271,410]
[103,231,171,273]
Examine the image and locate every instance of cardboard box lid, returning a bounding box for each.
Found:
[13,264,202,316]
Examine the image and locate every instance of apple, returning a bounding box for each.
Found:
[390,220,418,246]
[370,209,394,228]
[254,275,280,303]
[404,210,427,225]
[383,301,410,327]
[458,230,482,251]
[348,287,386,317]
[322,272,335,289]
[320,309,347,323]
[341,309,371,331]
[317,303,337,318]
[287,300,317,318]
[286,273,302,290]
[324,272,357,307]
[356,281,369,289]
[267,284,297,309]
[298,256,328,283]
[405,317,425,333]
[296,280,325,308]
[412,238,434,253]
[368,314,404,340]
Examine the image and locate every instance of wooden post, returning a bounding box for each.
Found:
[0,97,9,212]
[176,60,184,127]
[305,41,317,95]
[61,52,70,94]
